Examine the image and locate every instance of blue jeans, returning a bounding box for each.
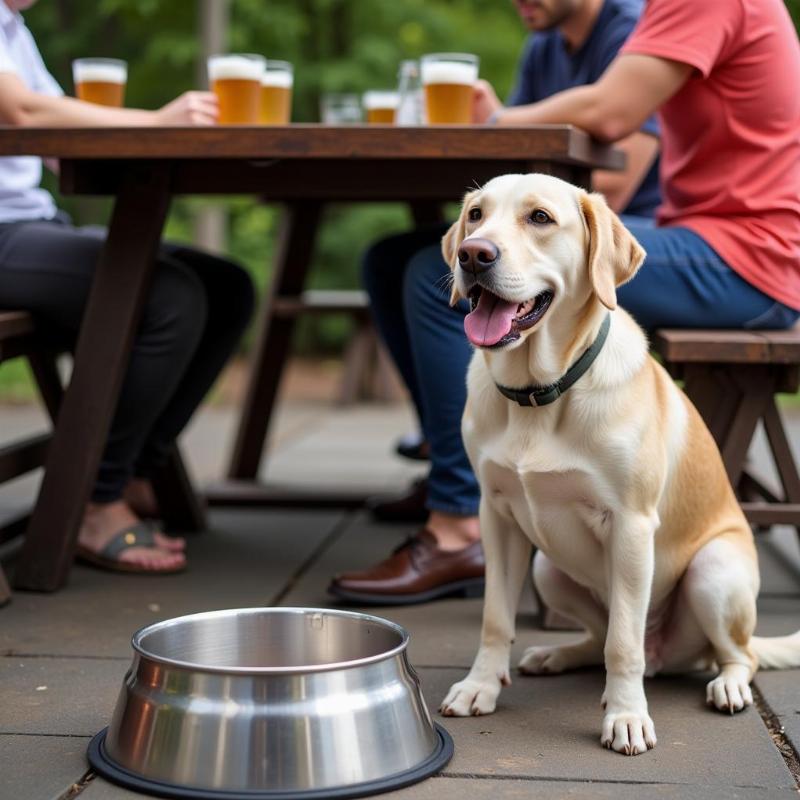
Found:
[363,225,480,516]
[618,218,800,330]
[364,223,799,518]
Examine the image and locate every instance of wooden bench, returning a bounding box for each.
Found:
[272,289,399,403]
[653,329,800,537]
[0,310,205,602]
[0,311,63,605]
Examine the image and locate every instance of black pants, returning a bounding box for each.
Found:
[0,217,255,502]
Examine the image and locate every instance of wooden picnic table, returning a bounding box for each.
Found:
[0,125,623,592]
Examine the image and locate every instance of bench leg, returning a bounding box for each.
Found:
[762,397,800,544]
[0,565,10,607]
[27,350,64,422]
[151,445,207,533]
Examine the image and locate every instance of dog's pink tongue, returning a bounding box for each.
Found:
[464,291,518,347]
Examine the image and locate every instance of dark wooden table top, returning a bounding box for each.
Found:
[0,124,624,169]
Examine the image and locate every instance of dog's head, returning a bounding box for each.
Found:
[443,173,645,350]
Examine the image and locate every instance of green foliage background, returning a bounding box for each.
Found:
[24,0,528,353]
[19,0,800,354]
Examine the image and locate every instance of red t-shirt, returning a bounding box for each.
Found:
[622,0,800,310]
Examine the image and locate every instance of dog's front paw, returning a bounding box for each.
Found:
[706,667,753,714]
[440,677,502,717]
[601,710,657,755]
[518,644,571,674]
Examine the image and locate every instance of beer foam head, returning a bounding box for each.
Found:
[208,55,265,82]
[262,70,293,89]
[363,91,400,110]
[421,60,478,86]
[72,60,127,85]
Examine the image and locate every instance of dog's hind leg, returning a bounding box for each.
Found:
[519,551,607,674]
[441,501,532,717]
[682,533,759,714]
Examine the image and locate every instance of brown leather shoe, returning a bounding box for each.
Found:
[328,529,485,605]
[366,478,428,523]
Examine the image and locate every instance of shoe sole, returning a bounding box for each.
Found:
[328,577,485,606]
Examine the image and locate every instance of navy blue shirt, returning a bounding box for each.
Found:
[508,0,660,218]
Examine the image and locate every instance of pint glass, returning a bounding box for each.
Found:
[72,58,127,107]
[421,53,479,124]
[208,54,265,125]
[363,91,400,124]
[259,60,293,125]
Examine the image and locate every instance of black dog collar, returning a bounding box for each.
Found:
[494,313,611,407]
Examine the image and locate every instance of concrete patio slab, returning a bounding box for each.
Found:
[76,775,800,800]
[1,509,342,659]
[0,657,122,736]
[1,733,90,800]
[420,668,796,789]
[755,669,800,760]
[279,512,557,668]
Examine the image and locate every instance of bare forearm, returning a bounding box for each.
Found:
[4,90,156,127]
[498,84,629,142]
[495,55,692,144]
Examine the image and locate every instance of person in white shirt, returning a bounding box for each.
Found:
[0,0,254,574]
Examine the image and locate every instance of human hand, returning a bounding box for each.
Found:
[472,79,503,124]
[155,91,218,126]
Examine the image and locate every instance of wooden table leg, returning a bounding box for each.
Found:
[14,163,172,592]
[227,200,323,481]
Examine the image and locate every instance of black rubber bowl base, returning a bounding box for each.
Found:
[87,725,454,800]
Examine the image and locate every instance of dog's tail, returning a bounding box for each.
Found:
[751,631,800,670]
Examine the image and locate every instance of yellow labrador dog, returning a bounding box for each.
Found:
[438,173,800,755]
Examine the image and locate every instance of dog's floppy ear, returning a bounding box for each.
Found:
[579,192,645,310]
[441,189,479,306]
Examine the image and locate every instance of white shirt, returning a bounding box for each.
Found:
[0,3,61,222]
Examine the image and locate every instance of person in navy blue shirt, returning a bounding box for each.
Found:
[328,0,661,606]
[477,0,660,217]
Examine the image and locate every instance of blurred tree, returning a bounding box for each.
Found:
[20,0,800,353]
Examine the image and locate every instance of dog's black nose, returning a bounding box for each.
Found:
[458,238,499,274]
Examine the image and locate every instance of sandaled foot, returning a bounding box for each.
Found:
[77,501,186,573]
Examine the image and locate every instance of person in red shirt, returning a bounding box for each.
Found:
[475,0,800,329]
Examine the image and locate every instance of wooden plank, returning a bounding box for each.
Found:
[759,330,800,363]
[14,162,173,592]
[272,290,369,318]
[0,311,35,339]
[63,158,559,198]
[0,433,49,483]
[0,125,624,169]
[653,330,769,363]
[741,502,800,526]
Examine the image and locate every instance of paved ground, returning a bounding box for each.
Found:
[1,399,799,800]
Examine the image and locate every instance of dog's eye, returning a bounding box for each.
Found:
[468,207,482,222]
[530,209,554,225]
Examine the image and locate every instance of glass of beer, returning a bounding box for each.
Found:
[207,54,265,125]
[363,91,400,124]
[421,53,479,124]
[259,60,293,125]
[72,58,127,107]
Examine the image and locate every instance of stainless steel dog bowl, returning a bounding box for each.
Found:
[88,607,452,799]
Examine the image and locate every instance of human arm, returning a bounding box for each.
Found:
[593,130,658,213]
[0,72,218,127]
[494,53,691,142]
